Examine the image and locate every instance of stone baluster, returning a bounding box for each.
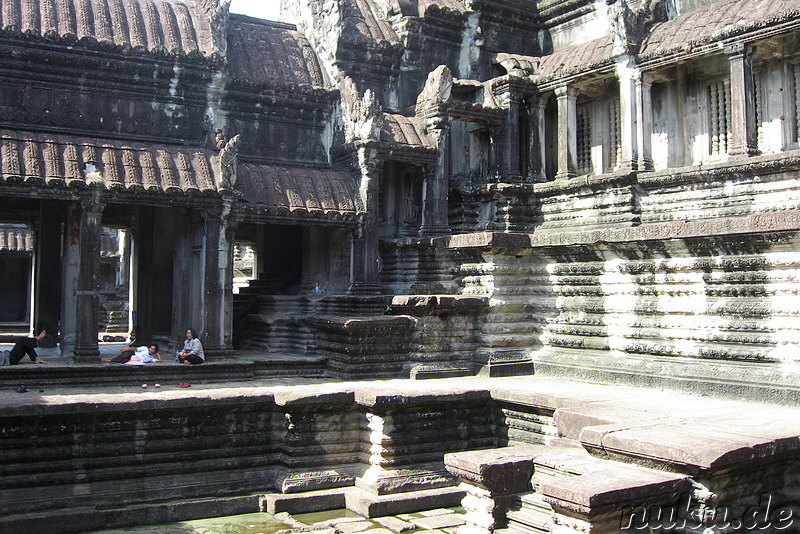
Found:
[555,85,578,180]
[73,194,105,362]
[726,43,759,157]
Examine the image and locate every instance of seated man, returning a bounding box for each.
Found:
[104,343,162,364]
[1,330,48,366]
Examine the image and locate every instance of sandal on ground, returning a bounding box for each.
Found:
[178,382,191,388]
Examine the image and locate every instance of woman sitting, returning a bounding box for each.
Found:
[177,328,204,365]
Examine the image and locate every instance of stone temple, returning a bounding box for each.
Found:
[3,0,800,532]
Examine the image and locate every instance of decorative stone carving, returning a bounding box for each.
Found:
[607,0,658,56]
[219,134,241,191]
[342,77,384,142]
[416,65,453,110]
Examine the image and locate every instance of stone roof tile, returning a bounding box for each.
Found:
[536,36,615,80]
[341,0,399,46]
[236,163,364,223]
[227,16,326,87]
[381,114,435,149]
[640,0,800,57]
[0,0,214,55]
[0,130,218,194]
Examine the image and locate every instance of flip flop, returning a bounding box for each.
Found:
[15,385,28,393]
[178,383,191,388]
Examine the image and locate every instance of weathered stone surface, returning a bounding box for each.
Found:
[411,514,466,530]
[372,516,417,532]
[444,446,545,494]
[260,490,347,515]
[346,486,465,519]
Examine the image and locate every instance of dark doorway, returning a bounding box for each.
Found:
[262,224,303,294]
[0,255,30,323]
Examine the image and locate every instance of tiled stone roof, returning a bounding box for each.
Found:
[227,16,326,87]
[381,115,435,149]
[0,0,214,55]
[235,163,364,222]
[0,224,33,253]
[0,130,218,194]
[640,0,800,58]
[536,36,615,81]
[341,0,399,45]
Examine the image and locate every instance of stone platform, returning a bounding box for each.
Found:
[2,373,800,533]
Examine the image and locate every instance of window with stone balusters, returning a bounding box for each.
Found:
[575,93,622,176]
[752,59,800,153]
[576,102,592,175]
[705,78,732,159]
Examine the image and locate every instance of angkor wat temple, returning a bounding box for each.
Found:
[3,0,800,532]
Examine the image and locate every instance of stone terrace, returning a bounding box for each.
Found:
[2,367,800,534]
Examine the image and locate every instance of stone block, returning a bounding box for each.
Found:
[411,514,467,530]
[259,489,347,515]
[541,466,686,514]
[345,486,465,518]
[581,423,800,470]
[444,446,547,494]
[336,520,375,532]
[372,516,417,532]
[554,405,654,441]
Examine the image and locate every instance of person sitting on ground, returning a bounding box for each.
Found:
[177,328,204,365]
[0,330,48,366]
[103,343,162,364]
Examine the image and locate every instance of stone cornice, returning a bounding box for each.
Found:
[447,207,800,251]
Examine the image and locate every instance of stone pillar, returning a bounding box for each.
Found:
[444,447,538,534]
[506,94,521,180]
[555,85,577,180]
[420,113,451,236]
[726,43,759,157]
[533,95,548,182]
[636,72,654,171]
[223,216,238,348]
[202,199,234,354]
[350,150,381,294]
[616,56,639,172]
[73,195,104,362]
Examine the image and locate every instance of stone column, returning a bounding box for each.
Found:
[636,72,654,171]
[726,43,759,157]
[533,95,548,182]
[420,112,451,237]
[616,55,639,172]
[202,199,234,354]
[506,94,522,180]
[73,195,104,363]
[350,149,381,294]
[223,215,238,348]
[555,85,577,180]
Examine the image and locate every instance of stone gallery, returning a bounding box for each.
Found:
[2,0,800,532]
